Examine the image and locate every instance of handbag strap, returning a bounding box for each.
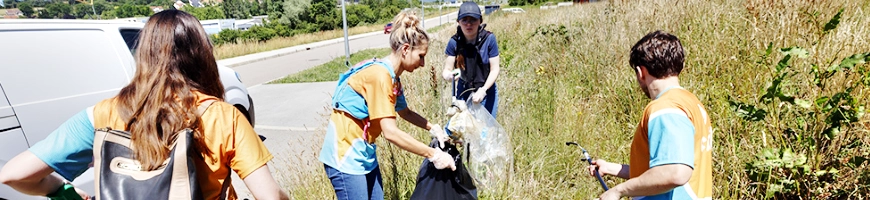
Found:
[196,100,215,117]
[194,100,234,200]
[197,100,234,200]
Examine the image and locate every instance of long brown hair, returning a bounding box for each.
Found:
[116,10,225,170]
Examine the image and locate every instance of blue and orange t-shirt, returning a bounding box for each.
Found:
[319,61,408,175]
[28,91,272,200]
[629,87,713,200]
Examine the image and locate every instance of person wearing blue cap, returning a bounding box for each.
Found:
[441,1,501,117]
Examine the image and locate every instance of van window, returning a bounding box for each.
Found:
[120,29,140,53]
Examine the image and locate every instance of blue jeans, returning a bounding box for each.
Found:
[455,79,498,117]
[324,164,384,200]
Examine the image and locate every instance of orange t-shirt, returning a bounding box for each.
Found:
[629,88,713,199]
[92,91,272,200]
[319,64,408,174]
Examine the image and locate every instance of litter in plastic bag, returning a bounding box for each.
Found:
[411,139,478,200]
[447,99,513,190]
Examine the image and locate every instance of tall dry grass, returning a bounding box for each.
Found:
[282,0,870,199]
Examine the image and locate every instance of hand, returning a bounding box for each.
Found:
[471,89,486,103]
[75,187,92,200]
[428,148,456,171]
[598,189,622,200]
[428,124,449,148]
[588,159,619,177]
[442,70,457,81]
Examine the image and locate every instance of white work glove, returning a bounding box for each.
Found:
[428,148,456,171]
[442,69,460,81]
[471,89,487,103]
[429,124,449,148]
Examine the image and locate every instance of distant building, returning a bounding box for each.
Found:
[189,0,203,7]
[5,9,22,19]
[235,16,266,30]
[173,0,185,9]
[200,19,236,34]
[150,6,164,13]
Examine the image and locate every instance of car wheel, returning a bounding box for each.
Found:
[234,95,255,127]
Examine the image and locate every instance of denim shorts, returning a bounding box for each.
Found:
[324,164,384,200]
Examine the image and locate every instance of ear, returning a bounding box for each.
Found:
[635,66,646,80]
[401,43,411,56]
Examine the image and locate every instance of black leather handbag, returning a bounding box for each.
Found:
[92,100,225,200]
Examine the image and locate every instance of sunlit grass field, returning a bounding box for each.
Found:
[280,0,870,199]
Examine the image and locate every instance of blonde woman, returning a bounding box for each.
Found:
[319,10,455,200]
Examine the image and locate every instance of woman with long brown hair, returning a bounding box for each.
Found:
[0,10,288,200]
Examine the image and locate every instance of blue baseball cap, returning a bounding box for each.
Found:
[458,1,482,20]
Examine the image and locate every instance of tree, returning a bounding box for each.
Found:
[305,0,337,31]
[278,0,309,27]
[73,3,96,18]
[114,3,152,18]
[347,4,375,26]
[18,2,34,18]
[183,4,226,20]
[38,3,72,19]
[93,0,111,16]
[263,0,283,21]
[3,0,13,8]
[222,0,250,19]
[248,0,263,16]
[244,25,276,42]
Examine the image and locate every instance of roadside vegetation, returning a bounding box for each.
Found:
[280,0,870,199]
[212,8,455,59]
[3,0,454,60]
[269,48,391,84]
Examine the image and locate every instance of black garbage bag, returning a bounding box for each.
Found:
[410,140,477,200]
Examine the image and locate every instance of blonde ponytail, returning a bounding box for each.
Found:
[390,9,430,51]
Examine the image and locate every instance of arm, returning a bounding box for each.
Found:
[604,164,692,197]
[397,108,434,130]
[1,109,94,198]
[375,117,436,158]
[480,35,501,92]
[479,56,500,91]
[600,110,697,199]
[442,39,458,81]
[442,56,457,80]
[242,165,289,200]
[0,151,65,196]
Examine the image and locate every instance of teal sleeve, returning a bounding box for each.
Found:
[29,109,94,181]
[395,86,408,111]
[647,113,695,169]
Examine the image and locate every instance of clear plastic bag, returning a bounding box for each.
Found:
[450,99,513,190]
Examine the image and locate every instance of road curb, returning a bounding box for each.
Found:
[217,12,458,68]
[217,31,382,68]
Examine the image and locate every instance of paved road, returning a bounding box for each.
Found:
[228,13,457,199]
[234,12,457,87]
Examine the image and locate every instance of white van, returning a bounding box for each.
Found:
[502,8,526,13]
[0,19,255,199]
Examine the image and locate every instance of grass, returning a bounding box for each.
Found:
[281,0,870,199]
[268,48,392,84]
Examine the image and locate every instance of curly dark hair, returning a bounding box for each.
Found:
[629,30,685,78]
